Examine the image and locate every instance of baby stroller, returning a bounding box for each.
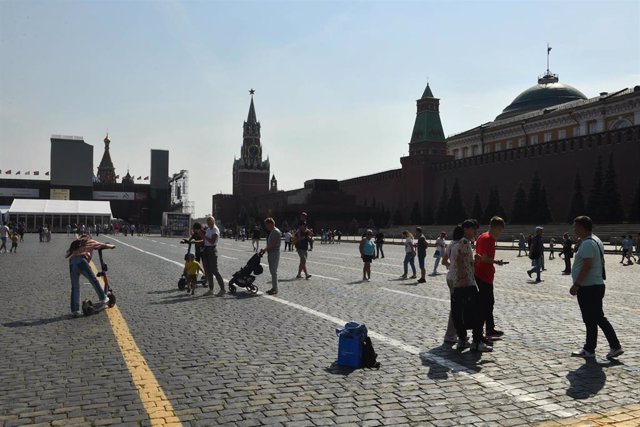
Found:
[178,239,208,290]
[229,253,263,294]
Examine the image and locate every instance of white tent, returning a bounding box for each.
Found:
[7,199,112,231]
[8,199,112,216]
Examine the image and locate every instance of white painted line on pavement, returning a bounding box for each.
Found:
[111,237,184,268]
[311,274,340,282]
[221,255,239,260]
[113,237,577,418]
[382,287,449,303]
[261,294,576,418]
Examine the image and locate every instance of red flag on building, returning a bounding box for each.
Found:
[45,171,50,176]
[15,171,20,175]
[144,176,149,180]
[33,171,40,175]
[6,170,11,174]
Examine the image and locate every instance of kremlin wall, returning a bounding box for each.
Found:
[214,70,640,230]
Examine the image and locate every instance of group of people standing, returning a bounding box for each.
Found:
[359,229,447,283]
[440,215,623,359]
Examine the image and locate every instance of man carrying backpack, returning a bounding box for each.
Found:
[569,216,623,360]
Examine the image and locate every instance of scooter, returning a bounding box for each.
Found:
[82,248,116,316]
[178,239,208,291]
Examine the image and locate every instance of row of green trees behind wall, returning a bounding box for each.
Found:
[396,153,640,226]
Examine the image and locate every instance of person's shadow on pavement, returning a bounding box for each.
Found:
[566,359,607,399]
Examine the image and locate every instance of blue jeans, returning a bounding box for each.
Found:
[69,257,106,313]
[403,253,416,276]
[529,257,542,280]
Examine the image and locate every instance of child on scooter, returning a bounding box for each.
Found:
[65,236,115,317]
[184,253,204,295]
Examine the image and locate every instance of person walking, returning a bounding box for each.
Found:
[561,232,574,274]
[359,229,375,281]
[442,225,463,344]
[517,233,528,257]
[527,226,544,283]
[432,231,446,275]
[374,230,385,259]
[260,217,281,295]
[295,223,312,279]
[0,223,9,253]
[202,216,226,296]
[9,231,19,253]
[570,216,623,359]
[283,230,292,252]
[474,216,507,341]
[416,227,428,283]
[251,227,261,252]
[451,220,492,352]
[400,230,417,279]
[620,235,634,265]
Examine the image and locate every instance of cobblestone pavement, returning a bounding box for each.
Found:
[1,233,639,426]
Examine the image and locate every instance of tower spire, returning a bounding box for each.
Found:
[546,43,551,74]
[538,43,558,84]
[247,89,257,124]
[97,132,116,184]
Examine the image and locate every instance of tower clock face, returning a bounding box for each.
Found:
[248,144,259,157]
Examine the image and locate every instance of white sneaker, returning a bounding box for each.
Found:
[606,347,624,359]
[471,341,493,352]
[571,349,595,358]
[455,338,469,351]
[102,296,111,305]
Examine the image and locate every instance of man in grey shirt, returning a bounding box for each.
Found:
[260,218,281,295]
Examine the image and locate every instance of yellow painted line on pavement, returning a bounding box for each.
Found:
[535,403,640,426]
[88,261,182,427]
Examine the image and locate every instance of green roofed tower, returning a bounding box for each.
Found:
[409,83,446,156]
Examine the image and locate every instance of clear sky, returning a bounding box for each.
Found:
[1,0,638,216]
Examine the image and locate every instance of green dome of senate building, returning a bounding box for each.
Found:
[496,73,587,121]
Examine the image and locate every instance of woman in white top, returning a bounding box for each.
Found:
[401,230,417,279]
[442,226,463,343]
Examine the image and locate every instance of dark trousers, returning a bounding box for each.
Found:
[203,247,225,291]
[577,285,620,353]
[476,277,495,332]
[376,243,384,258]
[451,286,482,342]
[563,255,572,272]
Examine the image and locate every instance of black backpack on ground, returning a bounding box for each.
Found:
[361,336,380,369]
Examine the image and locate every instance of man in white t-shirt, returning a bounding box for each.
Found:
[570,215,623,359]
[202,216,225,296]
[0,224,9,253]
